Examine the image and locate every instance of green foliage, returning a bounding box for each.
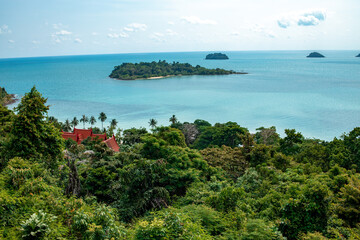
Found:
[20,210,56,240]
[336,176,360,227]
[249,144,271,167]
[279,180,331,239]
[241,218,285,240]
[343,127,360,171]
[6,86,64,168]
[2,87,360,239]
[279,129,303,155]
[254,126,280,145]
[200,145,248,179]
[122,127,148,145]
[193,121,248,149]
[109,60,238,80]
[154,126,187,147]
[134,210,212,239]
[208,186,244,213]
[72,205,126,240]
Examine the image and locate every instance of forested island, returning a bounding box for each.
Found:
[109,60,245,80]
[205,53,229,60]
[1,87,360,239]
[0,87,16,106]
[307,52,325,58]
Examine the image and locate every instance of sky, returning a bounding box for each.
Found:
[0,0,359,58]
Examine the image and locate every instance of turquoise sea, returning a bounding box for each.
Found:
[1,51,359,140]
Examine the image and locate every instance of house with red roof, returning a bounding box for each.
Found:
[62,128,120,152]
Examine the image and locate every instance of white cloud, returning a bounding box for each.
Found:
[123,27,134,32]
[107,32,129,38]
[74,38,82,43]
[168,21,175,25]
[52,23,66,29]
[181,16,217,25]
[32,40,40,44]
[91,32,99,36]
[166,29,178,36]
[150,32,166,42]
[277,9,327,28]
[230,31,241,36]
[0,25,11,34]
[127,23,147,31]
[51,29,72,43]
[250,25,277,38]
[55,30,72,36]
[8,39,15,44]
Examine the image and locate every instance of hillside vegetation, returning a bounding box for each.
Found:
[109,60,244,80]
[1,87,360,239]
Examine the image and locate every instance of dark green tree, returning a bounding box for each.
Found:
[7,86,64,166]
[279,129,303,155]
[89,116,96,128]
[169,115,178,125]
[98,112,107,129]
[63,119,72,132]
[110,119,118,129]
[149,118,157,129]
[80,115,89,129]
[71,117,79,129]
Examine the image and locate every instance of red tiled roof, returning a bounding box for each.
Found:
[104,136,120,152]
[62,129,119,152]
[92,134,107,141]
[73,128,93,139]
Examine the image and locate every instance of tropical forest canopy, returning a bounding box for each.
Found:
[1,86,360,239]
[109,60,243,80]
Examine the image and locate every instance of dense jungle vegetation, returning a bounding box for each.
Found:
[109,60,244,80]
[1,86,360,239]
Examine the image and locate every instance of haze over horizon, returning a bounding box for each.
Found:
[0,0,359,58]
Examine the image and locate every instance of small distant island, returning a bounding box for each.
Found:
[109,60,246,80]
[307,52,325,58]
[0,87,16,106]
[205,53,229,60]
[356,53,360,57]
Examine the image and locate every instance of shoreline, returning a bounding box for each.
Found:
[2,94,18,106]
[113,72,248,81]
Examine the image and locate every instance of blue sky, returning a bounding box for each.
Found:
[0,0,359,58]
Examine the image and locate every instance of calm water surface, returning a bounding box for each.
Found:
[1,51,359,140]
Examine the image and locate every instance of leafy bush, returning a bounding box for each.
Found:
[20,210,56,240]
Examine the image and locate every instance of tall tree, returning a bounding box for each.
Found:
[89,116,96,128]
[63,119,72,132]
[110,119,118,129]
[98,112,107,129]
[80,115,89,129]
[71,117,79,129]
[148,118,157,129]
[169,115,177,125]
[7,86,64,165]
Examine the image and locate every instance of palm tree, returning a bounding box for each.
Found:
[89,116,96,128]
[110,119,118,129]
[71,117,79,129]
[80,115,89,129]
[149,118,157,129]
[169,115,177,125]
[98,112,107,129]
[63,119,72,132]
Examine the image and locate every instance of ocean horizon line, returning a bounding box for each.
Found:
[1,49,359,61]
